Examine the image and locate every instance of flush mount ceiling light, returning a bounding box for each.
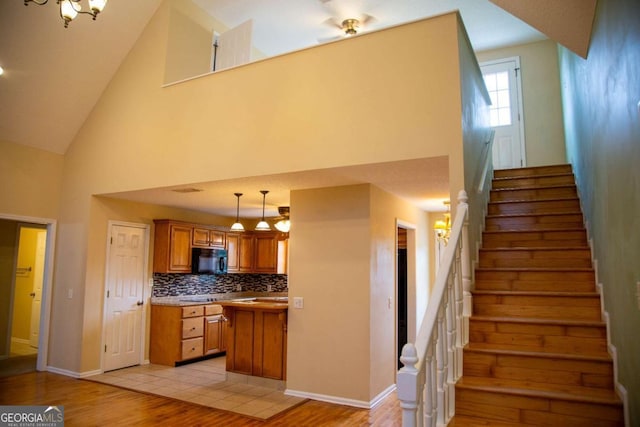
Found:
[274,207,290,233]
[24,0,108,28]
[230,193,245,232]
[255,190,271,231]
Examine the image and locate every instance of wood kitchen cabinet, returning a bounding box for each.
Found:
[193,227,225,248]
[153,220,193,273]
[150,303,226,366]
[222,302,287,380]
[226,231,287,274]
[204,305,227,355]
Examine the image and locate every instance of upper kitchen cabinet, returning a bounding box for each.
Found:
[153,220,193,273]
[226,231,288,274]
[192,226,225,248]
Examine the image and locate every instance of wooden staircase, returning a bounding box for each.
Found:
[452,165,624,426]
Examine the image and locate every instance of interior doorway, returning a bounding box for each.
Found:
[396,227,408,369]
[0,215,56,376]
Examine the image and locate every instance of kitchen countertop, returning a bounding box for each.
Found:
[217,298,289,310]
[151,292,288,307]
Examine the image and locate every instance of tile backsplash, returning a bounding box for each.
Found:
[152,273,288,297]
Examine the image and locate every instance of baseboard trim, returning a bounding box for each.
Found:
[285,384,396,409]
[46,366,102,379]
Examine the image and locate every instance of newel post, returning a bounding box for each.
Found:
[457,190,471,345]
[398,343,420,427]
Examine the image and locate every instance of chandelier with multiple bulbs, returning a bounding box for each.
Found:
[24,0,108,28]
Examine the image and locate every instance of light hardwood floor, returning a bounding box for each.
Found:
[0,372,402,426]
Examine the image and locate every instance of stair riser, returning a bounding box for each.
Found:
[491,174,575,189]
[490,186,577,202]
[473,295,602,321]
[485,214,584,231]
[479,249,592,268]
[482,230,587,248]
[493,165,573,179]
[463,351,614,389]
[475,270,596,292]
[488,199,581,215]
[469,320,608,356]
[455,388,623,426]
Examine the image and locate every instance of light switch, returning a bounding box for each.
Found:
[148,278,154,287]
[293,297,304,309]
[67,288,73,299]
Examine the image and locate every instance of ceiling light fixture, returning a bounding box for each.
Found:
[255,190,271,231]
[24,0,108,28]
[274,207,290,233]
[230,193,245,232]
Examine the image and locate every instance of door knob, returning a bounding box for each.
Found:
[137,301,143,306]
[30,292,36,297]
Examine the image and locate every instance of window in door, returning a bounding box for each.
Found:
[484,71,512,127]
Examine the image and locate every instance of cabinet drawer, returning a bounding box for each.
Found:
[182,305,204,318]
[205,304,223,315]
[182,317,204,338]
[181,337,203,360]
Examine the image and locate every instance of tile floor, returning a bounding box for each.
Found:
[86,357,306,420]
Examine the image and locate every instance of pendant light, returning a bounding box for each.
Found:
[230,193,245,231]
[255,190,271,231]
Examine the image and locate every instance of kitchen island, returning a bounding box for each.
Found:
[218,298,288,381]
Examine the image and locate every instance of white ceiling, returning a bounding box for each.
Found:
[0,0,545,218]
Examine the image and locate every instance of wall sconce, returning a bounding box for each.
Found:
[230,193,244,232]
[434,201,451,244]
[255,190,271,231]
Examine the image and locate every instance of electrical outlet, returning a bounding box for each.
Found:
[148,278,154,287]
[267,284,272,292]
[236,283,242,292]
[293,297,304,309]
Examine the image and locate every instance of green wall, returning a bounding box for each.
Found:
[558,0,640,423]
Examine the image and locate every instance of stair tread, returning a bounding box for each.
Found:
[456,377,622,405]
[492,184,576,192]
[483,227,585,233]
[476,267,594,272]
[479,246,589,252]
[487,211,583,218]
[489,197,579,204]
[448,414,530,426]
[473,290,599,297]
[470,315,606,327]
[464,343,612,362]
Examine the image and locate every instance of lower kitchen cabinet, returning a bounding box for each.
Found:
[204,305,227,355]
[222,304,287,380]
[150,304,226,366]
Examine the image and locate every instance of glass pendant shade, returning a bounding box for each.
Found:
[255,190,271,231]
[231,193,244,231]
[89,0,107,13]
[274,219,290,232]
[60,0,79,21]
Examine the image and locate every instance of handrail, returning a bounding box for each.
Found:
[397,190,470,427]
[475,130,495,194]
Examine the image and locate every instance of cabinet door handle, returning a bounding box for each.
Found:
[137,301,143,306]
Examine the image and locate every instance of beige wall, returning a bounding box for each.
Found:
[287,184,428,404]
[559,0,640,422]
[0,140,64,220]
[476,39,567,167]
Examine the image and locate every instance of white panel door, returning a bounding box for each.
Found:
[481,57,526,170]
[215,19,253,71]
[29,230,46,348]
[103,224,147,372]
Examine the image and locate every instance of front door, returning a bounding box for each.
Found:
[103,223,148,372]
[481,57,526,170]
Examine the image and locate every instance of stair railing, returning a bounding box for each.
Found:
[397,190,470,427]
